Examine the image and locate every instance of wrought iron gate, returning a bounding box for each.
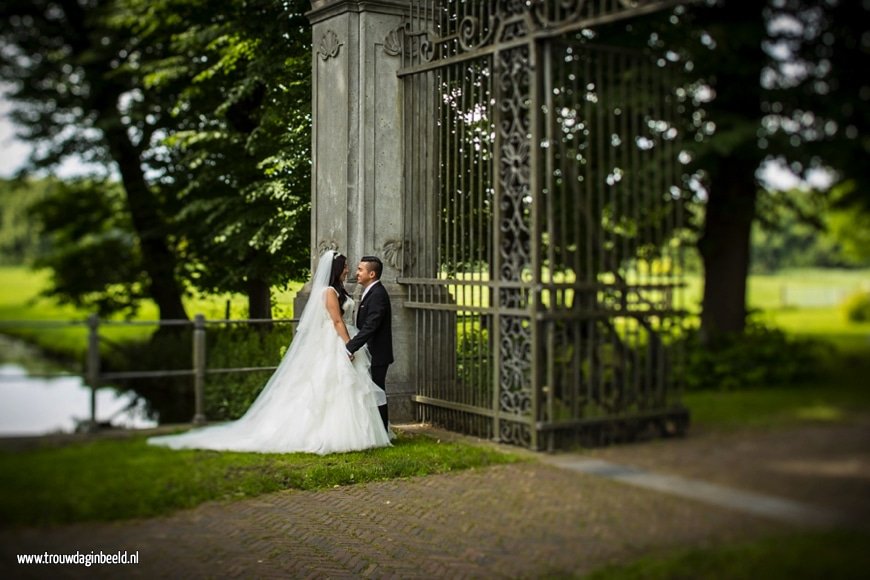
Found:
[397,0,691,450]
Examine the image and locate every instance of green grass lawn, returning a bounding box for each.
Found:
[0,265,303,358]
[683,382,870,429]
[682,300,870,430]
[0,431,521,527]
[580,529,870,580]
[678,267,869,312]
[678,268,870,430]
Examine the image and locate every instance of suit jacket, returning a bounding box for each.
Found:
[346,282,394,366]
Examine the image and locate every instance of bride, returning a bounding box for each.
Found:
[147,250,392,455]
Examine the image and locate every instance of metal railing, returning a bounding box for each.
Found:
[0,314,298,431]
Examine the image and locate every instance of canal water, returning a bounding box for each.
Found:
[0,335,156,436]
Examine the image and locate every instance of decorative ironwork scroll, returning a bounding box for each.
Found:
[495,43,534,447]
[398,0,674,70]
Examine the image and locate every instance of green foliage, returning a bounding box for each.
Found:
[101,329,194,423]
[582,530,870,580]
[751,188,857,273]
[0,0,121,171]
[0,179,52,265]
[678,319,828,391]
[119,0,313,300]
[826,181,870,265]
[99,324,290,423]
[1,1,313,319]
[0,265,303,362]
[27,179,148,317]
[456,323,490,392]
[202,325,296,420]
[1,1,193,320]
[658,1,870,339]
[842,290,870,323]
[0,433,521,527]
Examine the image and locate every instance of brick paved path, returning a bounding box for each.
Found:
[1,465,783,579]
[3,419,867,579]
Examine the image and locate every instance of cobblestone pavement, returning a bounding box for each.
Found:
[2,419,867,579]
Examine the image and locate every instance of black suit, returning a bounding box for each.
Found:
[346,281,393,428]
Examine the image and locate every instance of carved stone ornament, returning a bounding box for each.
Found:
[382,239,413,270]
[317,30,342,60]
[317,240,339,255]
[383,27,403,57]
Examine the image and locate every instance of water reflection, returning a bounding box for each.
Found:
[0,337,156,436]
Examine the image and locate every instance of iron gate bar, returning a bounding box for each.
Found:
[413,394,497,417]
[537,407,689,430]
[401,0,690,449]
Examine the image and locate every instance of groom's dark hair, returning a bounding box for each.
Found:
[360,256,383,280]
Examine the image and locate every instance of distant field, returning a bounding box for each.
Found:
[0,265,303,357]
[1,264,868,357]
[679,267,870,312]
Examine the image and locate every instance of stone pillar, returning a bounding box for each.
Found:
[299,0,416,422]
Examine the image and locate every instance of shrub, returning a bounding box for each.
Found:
[456,324,490,395]
[104,323,295,423]
[842,290,870,323]
[203,324,295,420]
[677,319,828,391]
[103,328,195,423]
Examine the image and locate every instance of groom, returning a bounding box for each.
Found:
[346,256,393,430]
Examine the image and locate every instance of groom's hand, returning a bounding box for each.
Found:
[345,346,355,361]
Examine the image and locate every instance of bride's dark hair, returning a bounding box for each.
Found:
[328,253,350,308]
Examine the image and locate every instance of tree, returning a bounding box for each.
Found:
[751,187,849,273]
[0,178,51,265]
[29,178,148,316]
[2,1,313,321]
[119,0,311,319]
[0,0,189,320]
[679,0,868,342]
[826,183,870,266]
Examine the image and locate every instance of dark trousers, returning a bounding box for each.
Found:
[371,364,389,430]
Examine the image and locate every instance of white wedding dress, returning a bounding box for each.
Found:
[147,251,392,455]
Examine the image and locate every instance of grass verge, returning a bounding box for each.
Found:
[0,431,522,527]
[683,382,870,430]
[580,530,870,580]
[0,433,521,526]
[681,302,870,430]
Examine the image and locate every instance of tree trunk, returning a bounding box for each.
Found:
[692,1,766,345]
[247,276,272,321]
[698,165,758,344]
[102,124,189,321]
[57,0,189,322]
